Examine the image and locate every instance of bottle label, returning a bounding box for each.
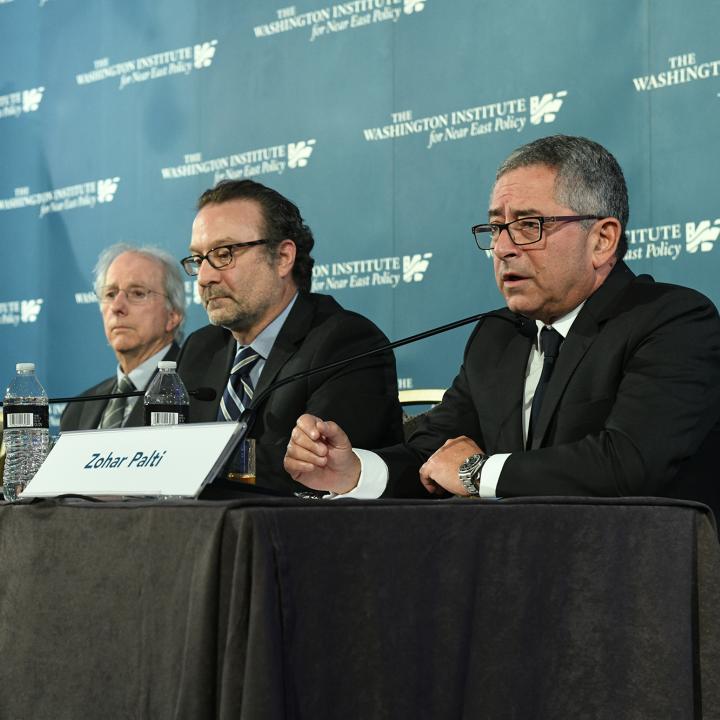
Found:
[144,404,189,426]
[3,404,49,429]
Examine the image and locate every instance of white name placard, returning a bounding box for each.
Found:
[22,421,245,499]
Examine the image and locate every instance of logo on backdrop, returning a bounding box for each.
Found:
[0,177,120,217]
[254,0,427,42]
[632,51,720,92]
[184,281,202,307]
[686,219,720,254]
[160,140,316,184]
[0,87,45,120]
[624,217,720,262]
[75,40,218,90]
[0,298,44,327]
[74,290,97,305]
[362,90,567,150]
[311,252,433,292]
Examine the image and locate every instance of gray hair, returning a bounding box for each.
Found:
[93,243,186,338]
[495,135,629,258]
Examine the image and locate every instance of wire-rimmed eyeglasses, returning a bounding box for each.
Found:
[180,240,269,276]
[471,215,602,251]
[97,285,168,305]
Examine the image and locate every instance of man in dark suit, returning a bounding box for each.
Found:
[176,179,403,494]
[61,244,185,431]
[283,135,720,518]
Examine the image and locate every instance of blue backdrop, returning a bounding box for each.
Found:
[1,0,719,430]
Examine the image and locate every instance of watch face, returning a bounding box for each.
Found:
[460,454,482,475]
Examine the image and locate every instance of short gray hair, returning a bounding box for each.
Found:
[495,135,629,258]
[93,243,186,338]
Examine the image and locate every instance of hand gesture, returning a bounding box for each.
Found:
[284,414,361,494]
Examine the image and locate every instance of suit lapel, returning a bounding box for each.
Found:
[529,321,595,449]
[199,333,235,422]
[491,330,534,451]
[80,379,113,429]
[252,293,315,405]
[529,262,636,449]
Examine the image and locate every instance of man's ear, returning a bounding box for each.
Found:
[166,309,182,334]
[591,217,622,268]
[275,239,297,279]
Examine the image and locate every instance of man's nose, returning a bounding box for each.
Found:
[109,290,130,312]
[492,226,519,258]
[196,257,221,286]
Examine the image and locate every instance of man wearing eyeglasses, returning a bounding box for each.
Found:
[284,135,720,517]
[176,179,403,494]
[60,244,185,431]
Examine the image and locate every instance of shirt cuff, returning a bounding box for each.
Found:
[324,448,388,499]
[478,453,510,498]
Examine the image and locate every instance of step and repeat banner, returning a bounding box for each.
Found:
[1,0,719,429]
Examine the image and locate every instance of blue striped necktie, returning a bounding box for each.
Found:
[218,346,261,421]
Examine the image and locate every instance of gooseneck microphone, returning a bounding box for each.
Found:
[45,386,217,404]
[247,310,535,414]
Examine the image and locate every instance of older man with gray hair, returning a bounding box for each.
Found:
[61,243,185,431]
[285,134,720,518]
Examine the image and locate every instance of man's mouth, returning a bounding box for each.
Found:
[502,272,529,286]
[204,295,227,305]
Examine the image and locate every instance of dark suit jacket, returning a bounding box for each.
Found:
[381,262,720,518]
[60,342,180,431]
[176,292,403,494]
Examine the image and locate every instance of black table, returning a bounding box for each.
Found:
[1,496,718,719]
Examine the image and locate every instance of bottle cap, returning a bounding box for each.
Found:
[16,362,35,372]
[158,361,177,370]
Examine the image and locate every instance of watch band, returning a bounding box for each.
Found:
[458,453,488,496]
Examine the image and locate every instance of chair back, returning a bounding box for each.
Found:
[399,389,445,440]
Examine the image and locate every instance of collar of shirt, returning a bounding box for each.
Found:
[235,292,299,386]
[533,301,586,346]
[118,343,173,390]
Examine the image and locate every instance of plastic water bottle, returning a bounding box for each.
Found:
[3,363,50,501]
[144,361,190,426]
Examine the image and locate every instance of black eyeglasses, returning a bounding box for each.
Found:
[180,240,269,276]
[471,215,602,250]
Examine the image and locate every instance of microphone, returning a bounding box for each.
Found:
[248,310,534,414]
[191,387,217,402]
[46,386,217,404]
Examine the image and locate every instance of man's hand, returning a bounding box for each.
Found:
[419,436,484,496]
[283,414,361,494]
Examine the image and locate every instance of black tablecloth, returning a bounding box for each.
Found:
[1,496,718,719]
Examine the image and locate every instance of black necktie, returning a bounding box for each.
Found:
[527,327,563,447]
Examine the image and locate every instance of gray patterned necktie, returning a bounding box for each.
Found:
[99,374,136,429]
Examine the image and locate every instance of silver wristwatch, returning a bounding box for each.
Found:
[458,453,488,496]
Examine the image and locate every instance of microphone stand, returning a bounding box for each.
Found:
[48,389,146,404]
[249,310,531,412]
[37,387,216,405]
